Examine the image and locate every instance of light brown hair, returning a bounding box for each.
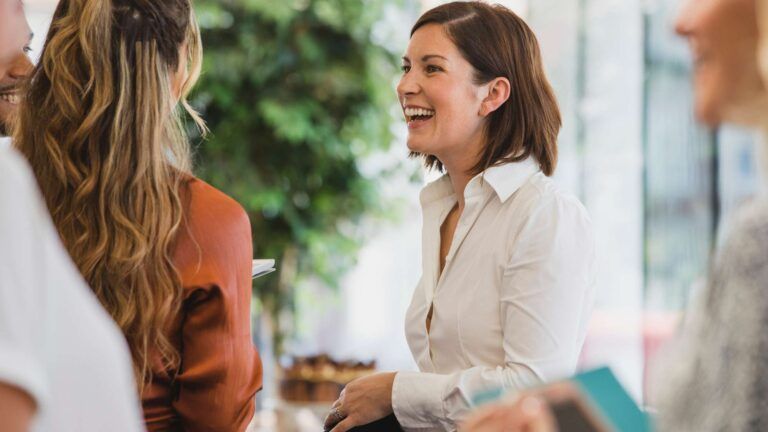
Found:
[411,1,561,176]
[14,0,205,393]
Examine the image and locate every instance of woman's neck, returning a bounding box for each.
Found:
[439,136,486,211]
[442,151,479,212]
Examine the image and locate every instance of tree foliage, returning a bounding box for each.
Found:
[190,0,402,346]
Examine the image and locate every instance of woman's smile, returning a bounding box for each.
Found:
[403,105,436,129]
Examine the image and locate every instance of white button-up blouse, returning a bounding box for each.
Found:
[391,158,596,431]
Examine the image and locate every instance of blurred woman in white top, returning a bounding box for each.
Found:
[324,2,596,431]
[0,1,144,431]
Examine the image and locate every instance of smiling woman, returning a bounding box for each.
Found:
[399,6,560,176]
[324,2,596,432]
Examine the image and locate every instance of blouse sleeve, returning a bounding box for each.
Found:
[172,184,263,432]
[392,194,596,430]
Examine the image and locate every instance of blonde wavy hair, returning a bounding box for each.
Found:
[13,0,205,393]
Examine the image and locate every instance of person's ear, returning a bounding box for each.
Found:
[479,77,511,117]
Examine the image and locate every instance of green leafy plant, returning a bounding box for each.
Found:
[190,0,404,351]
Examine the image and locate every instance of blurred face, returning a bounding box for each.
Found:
[396,24,488,168]
[0,0,29,70]
[0,45,33,136]
[676,0,768,126]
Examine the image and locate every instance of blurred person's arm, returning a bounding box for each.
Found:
[392,195,596,430]
[0,151,47,432]
[0,383,34,432]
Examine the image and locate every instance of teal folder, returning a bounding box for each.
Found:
[572,367,652,432]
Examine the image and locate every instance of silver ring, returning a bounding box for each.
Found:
[330,407,346,422]
[324,407,347,431]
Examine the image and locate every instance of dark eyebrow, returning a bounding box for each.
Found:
[28,32,34,43]
[421,54,448,62]
[401,54,449,63]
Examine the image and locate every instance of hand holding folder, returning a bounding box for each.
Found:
[466,368,652,432]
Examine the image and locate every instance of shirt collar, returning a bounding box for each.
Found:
[419,174,454,207]
[419,157,541,206]
[480,157,541,203]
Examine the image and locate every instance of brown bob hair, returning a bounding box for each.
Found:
[410,1,561,176]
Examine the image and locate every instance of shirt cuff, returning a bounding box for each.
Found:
[392,370,451,429]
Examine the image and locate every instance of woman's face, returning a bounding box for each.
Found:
[676,0,768,126]
[396,24,488,167]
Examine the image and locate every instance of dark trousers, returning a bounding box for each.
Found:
[348,414,403,432]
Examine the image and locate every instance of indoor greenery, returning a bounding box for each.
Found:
[190,0,404,351]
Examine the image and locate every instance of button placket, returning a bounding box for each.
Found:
[426,185,493,367]
[424,196,457,367]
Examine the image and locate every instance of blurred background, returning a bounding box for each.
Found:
[22,0,764,430]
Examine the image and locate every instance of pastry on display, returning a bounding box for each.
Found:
[280,354,376,402]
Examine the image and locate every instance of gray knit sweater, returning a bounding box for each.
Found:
[656,199,768,431]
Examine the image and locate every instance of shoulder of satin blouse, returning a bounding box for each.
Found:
[174,177,253,293]
[183,178,251,243]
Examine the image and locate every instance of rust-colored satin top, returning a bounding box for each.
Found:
[142,178,263,432]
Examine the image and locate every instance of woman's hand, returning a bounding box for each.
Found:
[459,396,556,432]
[324,372,396,432]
